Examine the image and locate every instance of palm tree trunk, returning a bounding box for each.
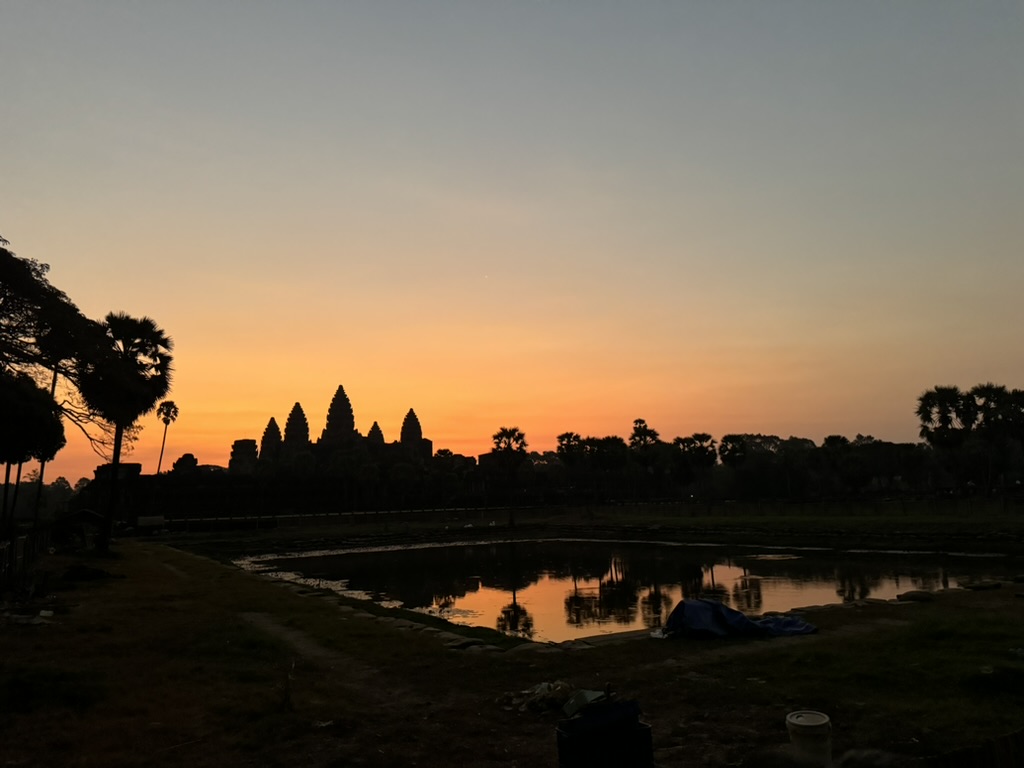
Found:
[10,462,24,520]
[32,368,60,528]
[157,421,169,474]
[98,423,124,554]
[2,463,11,538]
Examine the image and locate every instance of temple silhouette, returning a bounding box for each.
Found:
[227,385,433,475]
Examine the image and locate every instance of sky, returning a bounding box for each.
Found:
[3,1,1022,483]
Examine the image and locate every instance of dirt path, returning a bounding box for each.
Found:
[241,612,361,667]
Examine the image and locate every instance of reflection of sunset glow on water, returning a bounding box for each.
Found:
[245,542,991,645]
[408,559,967,644]
[421,572,830,643]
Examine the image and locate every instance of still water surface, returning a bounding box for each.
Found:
[237,539,1011,643]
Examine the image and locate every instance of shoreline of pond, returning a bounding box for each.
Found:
[167,508,1024,566]
[13,539,1024,766]
[229,531,1015,644]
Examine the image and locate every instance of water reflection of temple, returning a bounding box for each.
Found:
[258,540,998,643]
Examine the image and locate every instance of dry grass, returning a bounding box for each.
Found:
[2,528,1024,767]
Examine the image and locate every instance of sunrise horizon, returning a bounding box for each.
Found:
[42,374,935,485]
[5,1,1021,485]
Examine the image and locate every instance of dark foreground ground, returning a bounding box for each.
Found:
[3,509,1024,767]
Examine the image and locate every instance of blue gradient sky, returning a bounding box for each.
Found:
[3,2,1022,481]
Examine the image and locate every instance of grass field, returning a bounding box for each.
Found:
[3,509,1024,766]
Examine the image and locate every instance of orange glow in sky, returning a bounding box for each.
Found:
[3,3,1021,483]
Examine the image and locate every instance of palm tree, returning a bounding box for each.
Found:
[970,383,1014,491]
[76,312,173,551]
[916,386,975,450]
[490,427,528,525]
[155,400,179,473]
[674,433,718,501]
[492,426,527,453]
[971,383,1009,434]
[629,418,660,450]
[1,372,65,535]
[1,241,104,520]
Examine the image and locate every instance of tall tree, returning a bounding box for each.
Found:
[971,383,1017,442]
[718,434,748,468]
[629,419,660,450]
[76,312,173,551]
[673,432,718,500]
[155,400,179,473]
[556,432,585,474]
[916,385,975,449]
[1,238,104,512]
[968,383,1018,490]
[0,238,67,371]
[556,432,583,455]
[674,433,717,470]
[1011,389,1024,446]
[492,426,527,453]
[0,371,65,532]
[778,436,817,498]
[30,299,106,519]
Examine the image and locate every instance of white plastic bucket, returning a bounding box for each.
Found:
[786,710,832,767]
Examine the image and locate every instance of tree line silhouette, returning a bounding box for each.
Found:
[472,397,1022,508]
[1,235,173,549]
[263,540,954,638]
[133,381,1022,521]
[3,235,1023,532]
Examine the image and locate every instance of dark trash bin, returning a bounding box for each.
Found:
[556,699,654,767]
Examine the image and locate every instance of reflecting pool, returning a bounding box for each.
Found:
[236,539,1011,643]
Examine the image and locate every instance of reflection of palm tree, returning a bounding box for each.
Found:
[701,584,731,606]
[436,595,455,613]
[835,570,881,602]
[497,588,534,638]
[639,586,673,628]
[565,592,594,625]
[599,556,640,625]
[564,554,645,627]
[434,575,476,614]
[496,543,535,637]
[696,563,730,605]
[675,563,705,600]
[731,575,763,612]
[565,573,604,626]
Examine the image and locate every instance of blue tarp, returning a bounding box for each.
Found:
[663,599,817,638]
